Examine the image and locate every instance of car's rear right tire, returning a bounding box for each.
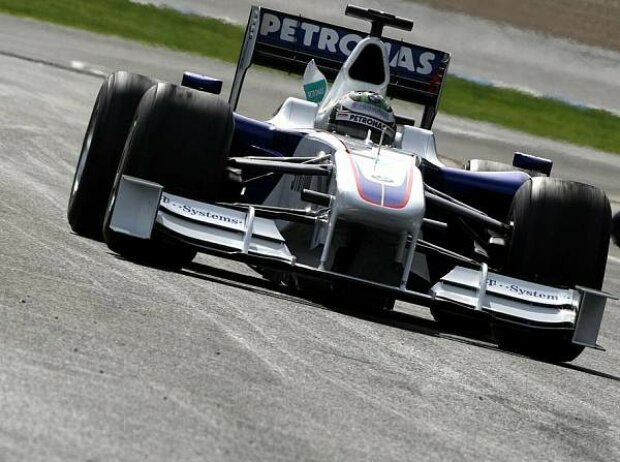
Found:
[103,83,235,268]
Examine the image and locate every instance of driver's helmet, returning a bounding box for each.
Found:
[327,91,396,144]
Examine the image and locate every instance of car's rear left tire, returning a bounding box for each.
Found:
[495,177,611,362]
[68,71,156,240]
[103,83,235,268]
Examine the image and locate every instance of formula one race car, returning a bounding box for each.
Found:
[68,4,615,362]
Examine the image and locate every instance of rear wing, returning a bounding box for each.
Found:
[229,6,451,129]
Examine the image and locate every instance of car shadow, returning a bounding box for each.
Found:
[182,260,620,381]
[554,362,620,381]
[181,261,328,309]
[182,260,502,353]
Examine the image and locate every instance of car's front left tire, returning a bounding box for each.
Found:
[103,83,235,268]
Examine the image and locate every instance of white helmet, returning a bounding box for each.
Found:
[327,90,396,144]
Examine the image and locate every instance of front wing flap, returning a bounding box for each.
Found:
[432,266,616,348]
[110,175,615,349]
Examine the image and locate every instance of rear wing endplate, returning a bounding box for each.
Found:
[229,6,451,129]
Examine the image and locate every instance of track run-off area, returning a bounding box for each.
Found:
[1,13,620,462]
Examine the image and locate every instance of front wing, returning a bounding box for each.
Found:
[110,175,615,349]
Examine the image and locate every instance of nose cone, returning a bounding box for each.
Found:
[334,149,425,232]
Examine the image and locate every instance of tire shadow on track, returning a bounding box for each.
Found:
[556,363,620,382]
[181,261,328,309]
[170,260,620,380]
[326,305,620,381]
[181,260,501,353]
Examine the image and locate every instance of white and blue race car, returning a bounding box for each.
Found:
[68,4,615,362]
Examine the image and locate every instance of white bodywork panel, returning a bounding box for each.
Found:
[432,266,578,324]
[160,193,279,239]
[109,176,162,239]
[267,97,318,129]
[315,37,390,129]
[432,266,614,347]
[332,140,424,230]
[260,128,428,281]
[399,125,443,166]
[158,193,293,261]
[111,177,294,262]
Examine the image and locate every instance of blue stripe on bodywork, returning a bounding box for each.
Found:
[231,114,305,157]
[425,166,530,218]
[440,168,530,195]
[383,180,410,208]
[350,156,413,209]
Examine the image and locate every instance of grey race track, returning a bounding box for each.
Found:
[1,13,620,462]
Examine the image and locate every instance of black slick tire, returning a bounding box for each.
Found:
[612,211,620,248]
[103,83,235,269]
[495,177,611,362]
[68,71,156,240]
[506,178,610,289]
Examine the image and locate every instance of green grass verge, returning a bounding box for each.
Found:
[0,0,244,62]
[2,0,620,154]
[441,77,620,154]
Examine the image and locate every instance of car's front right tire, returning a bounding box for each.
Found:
[495,177,611,362]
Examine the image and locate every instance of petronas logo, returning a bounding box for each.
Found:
[304,80,327,103]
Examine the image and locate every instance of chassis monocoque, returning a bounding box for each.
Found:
[68,5,615,363]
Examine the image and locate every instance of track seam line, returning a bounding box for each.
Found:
[0,49,106,79]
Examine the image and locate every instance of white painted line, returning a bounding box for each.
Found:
[70,60,107,77]
[71,60,87,70]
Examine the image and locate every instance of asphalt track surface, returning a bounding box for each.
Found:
[1,14,620,462]
[142,0,620,114]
